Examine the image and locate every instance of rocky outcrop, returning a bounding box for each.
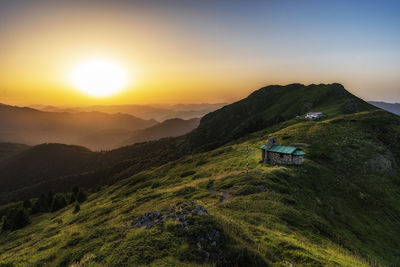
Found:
[345,99,360,113]
[134,201,208,229]
[366,154,392,172]
[133,201,222,262]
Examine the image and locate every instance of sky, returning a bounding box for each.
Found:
[0,0,399,106]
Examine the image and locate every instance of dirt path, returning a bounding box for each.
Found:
[158,171,241,194]
[207,180,233,203]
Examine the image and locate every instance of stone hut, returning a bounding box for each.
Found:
[305,112,326,120]
[259,137,305,165]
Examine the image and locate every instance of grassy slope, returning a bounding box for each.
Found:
[1,109,399,266]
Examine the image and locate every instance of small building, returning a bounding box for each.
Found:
[259,137,305,165]
[305,112,325,120]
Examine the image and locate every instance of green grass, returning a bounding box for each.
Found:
[1,110,399,266]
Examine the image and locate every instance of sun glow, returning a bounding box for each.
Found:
[68,59,128,97]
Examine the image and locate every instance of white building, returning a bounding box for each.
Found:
[305,112,325,120]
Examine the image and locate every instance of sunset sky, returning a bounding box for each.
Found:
[0,0,399,106]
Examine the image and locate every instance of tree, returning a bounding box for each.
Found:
[72,186,79,197]
[22,199,32,210]
[51,194,67,212]
[37,193,50,212]
[76,188,87,203]
[46,191,55,207]
[69,193,76,204]
[73,202,80,214]
[72,186,87,203]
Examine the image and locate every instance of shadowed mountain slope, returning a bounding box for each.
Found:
[0,143,30,162]
[122,118,200,146]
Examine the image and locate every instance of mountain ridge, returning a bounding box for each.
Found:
[369,101,400,115]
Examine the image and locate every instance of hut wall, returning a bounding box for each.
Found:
[268,152,294,165]
[293,155,303,165]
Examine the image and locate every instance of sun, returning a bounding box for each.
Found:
[68,59,128,97]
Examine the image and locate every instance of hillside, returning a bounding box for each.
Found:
[187,83,374,151]
[369,101,400,115]
[0,137,186,204]
[0,143,30,162]
[1,84,399,266]
[0,104,157,150]
[122,118,200,146]
[76,129,134,151]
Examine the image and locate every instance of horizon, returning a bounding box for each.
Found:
[2,82,400,108]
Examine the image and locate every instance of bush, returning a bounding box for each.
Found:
[233,185,261,196]
[174,187,196,197]
[180,171,196,178]
[2,207,30,231]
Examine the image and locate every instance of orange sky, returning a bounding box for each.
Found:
[0,1,399,106]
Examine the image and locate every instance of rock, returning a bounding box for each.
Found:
[304,102,313,110]
[367,154,392,172]
[256,185,265,191]
[133,201,208,229]
[345,99,360,113]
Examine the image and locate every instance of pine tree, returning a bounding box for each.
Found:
[73,202,80,214]
[51,194,67,212]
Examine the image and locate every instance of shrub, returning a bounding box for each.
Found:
[233,185,261,196]
[174,187,196,197]
[180,171,196,178]
[2,207,30,231]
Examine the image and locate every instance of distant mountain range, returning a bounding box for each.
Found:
[368,101,400,115]
[77,118,200,150]
[0,103,203,150]
[0,103,157,150]
[31,103,227,121]
[121,118,200,146]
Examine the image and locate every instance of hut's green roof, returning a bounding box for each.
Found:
[268,145,297,154]
[259,144,306,155]
[293,150,306,156]
[259,144,267,150]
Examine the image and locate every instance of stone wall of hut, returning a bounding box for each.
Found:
[266,152,303,165]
